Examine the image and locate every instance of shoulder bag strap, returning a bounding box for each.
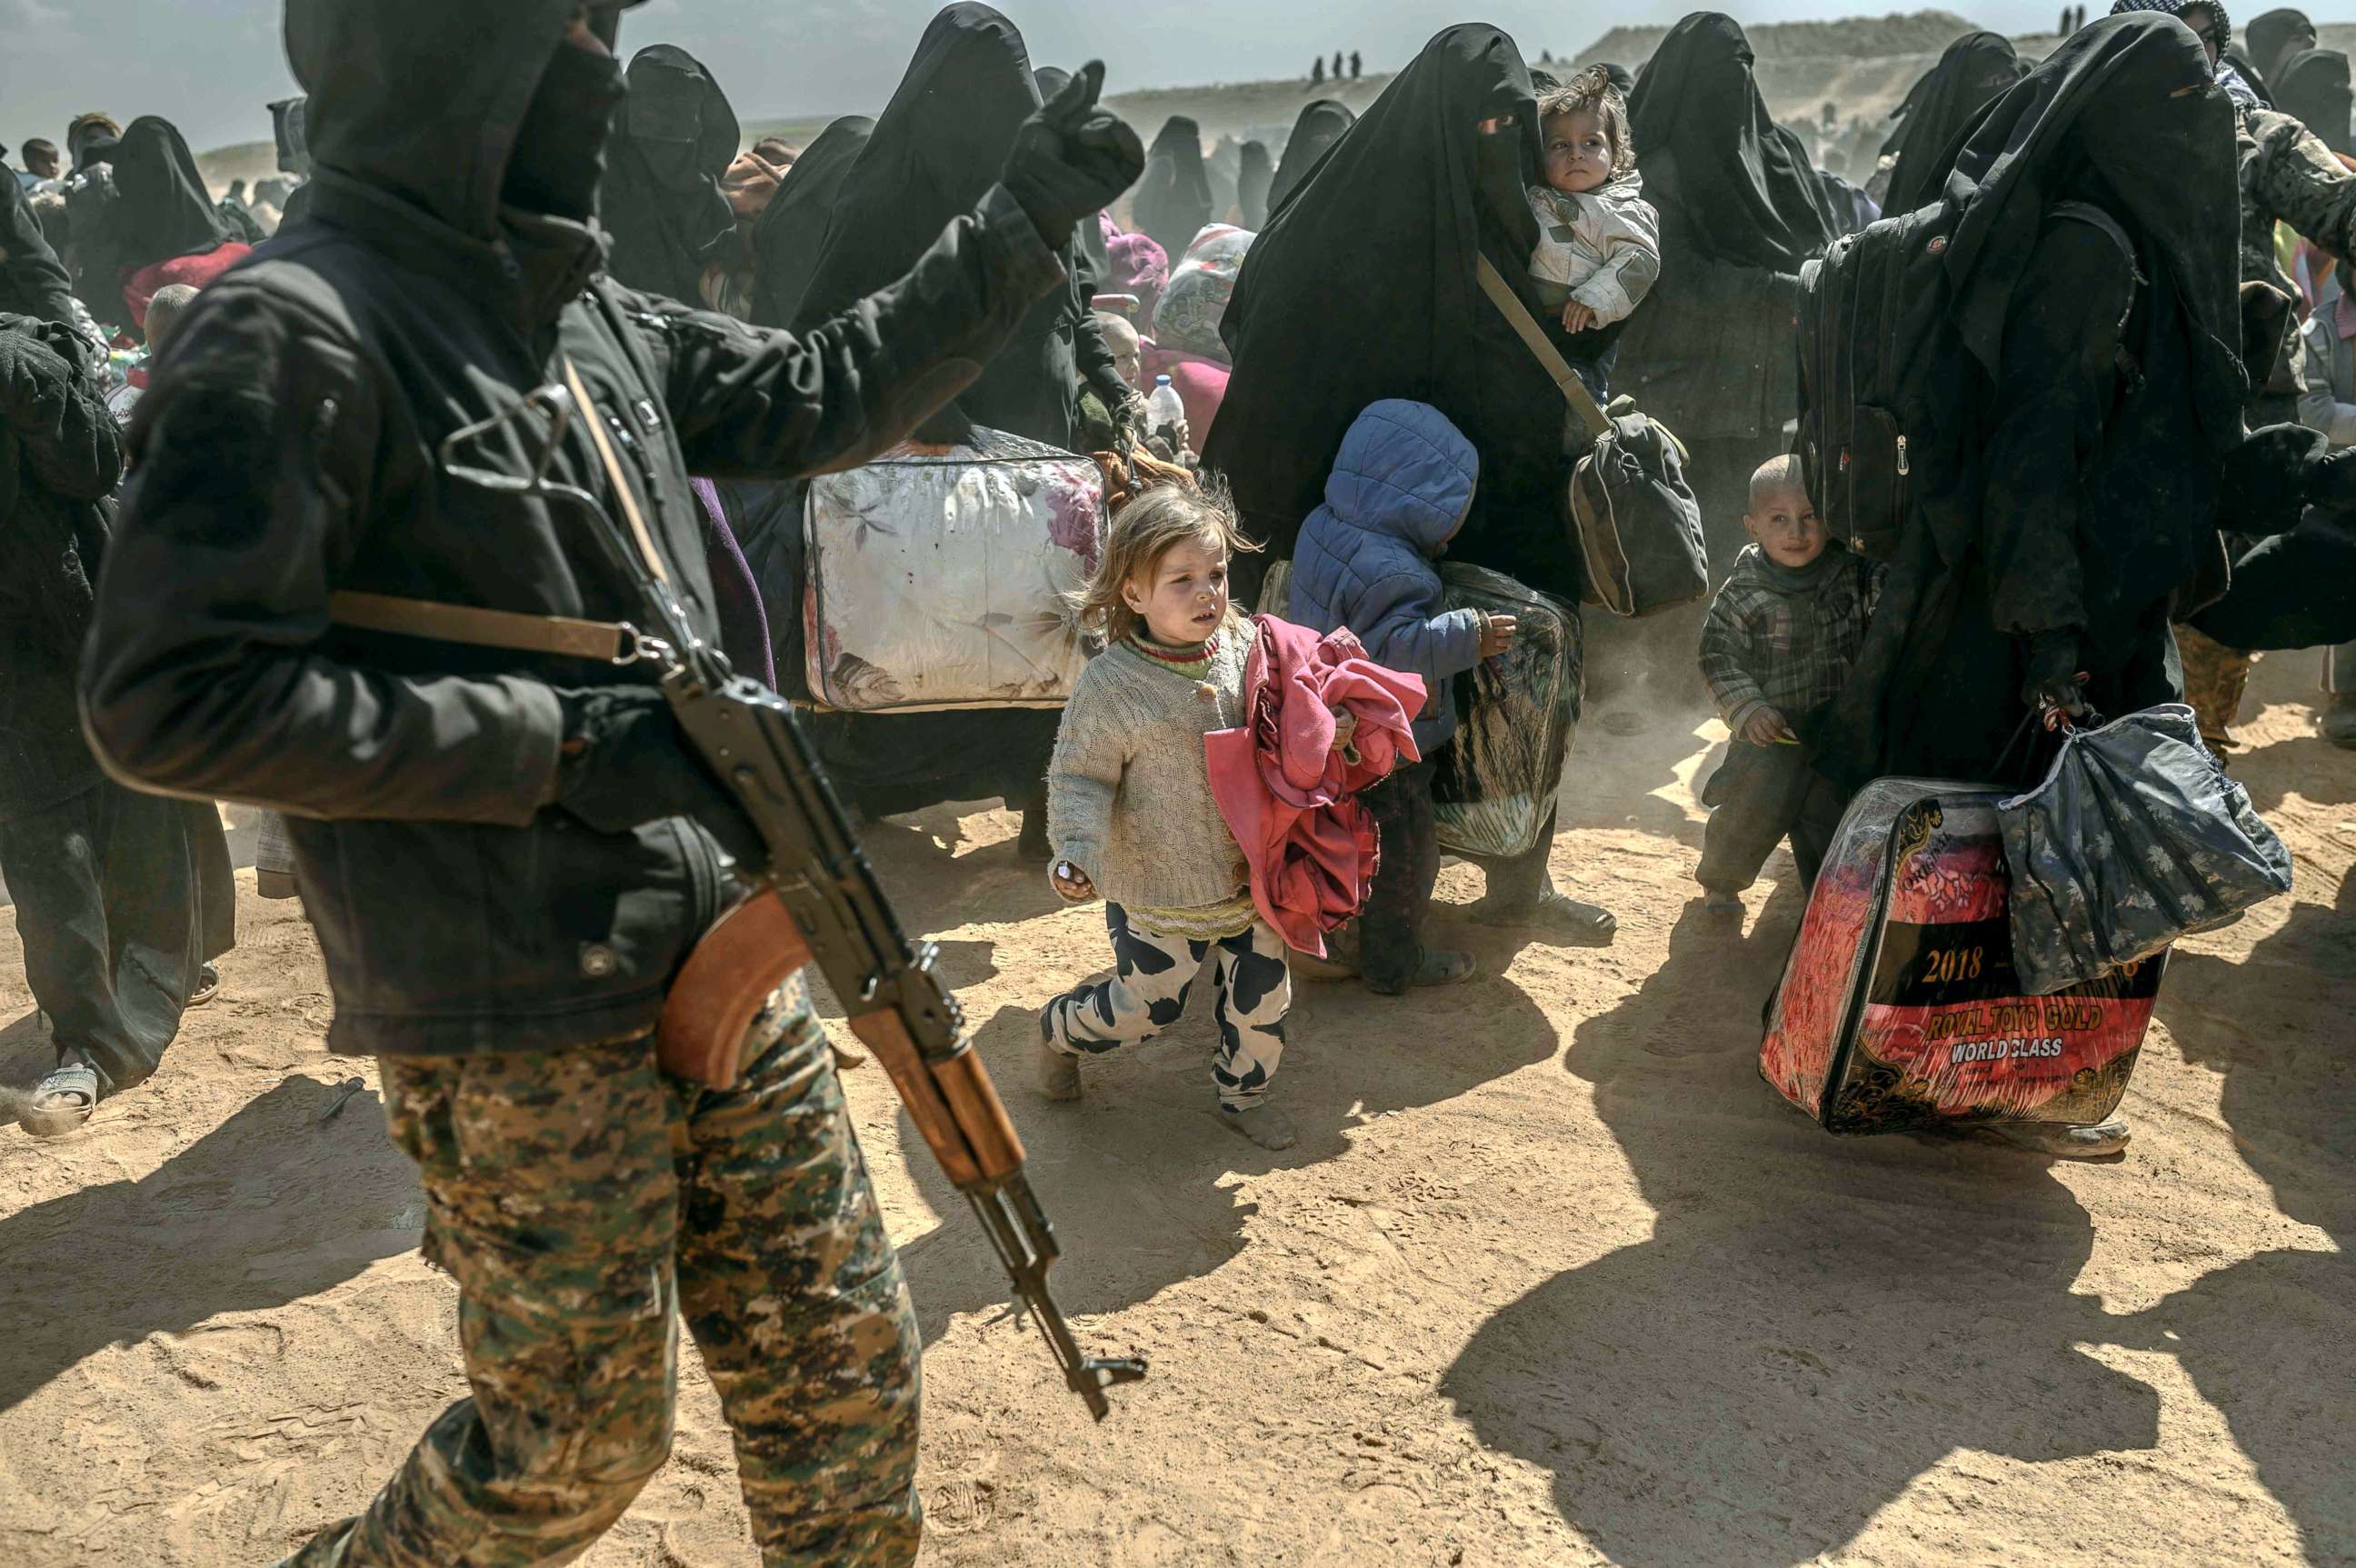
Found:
[1473,252,1612,439]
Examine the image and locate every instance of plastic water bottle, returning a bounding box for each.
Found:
[1146,374,1185,448]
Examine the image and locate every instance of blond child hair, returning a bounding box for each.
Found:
[1071,478,1261,645]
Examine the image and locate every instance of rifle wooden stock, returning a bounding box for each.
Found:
[659,891,1015,1195]
[658,889,811,1089]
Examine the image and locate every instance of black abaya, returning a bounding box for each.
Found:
[746,116,873,330]
[601,45,741,304]
[1822,15,2246,790]
[108,117,232,275]
[1203,25,1593,604]
[2272,48,2353,154]
[783,5,1083,814]
[1882,31,2032,215]
[1133,116,1214,262]
[1267,99,1355,214]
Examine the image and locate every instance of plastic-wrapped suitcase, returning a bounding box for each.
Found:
[1428,564,1582,862]
[802,428,1105,713]
[1760,777,2166,1134]
[1257,559,1580,862]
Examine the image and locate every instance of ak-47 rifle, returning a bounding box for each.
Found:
[413,372,1147,1420]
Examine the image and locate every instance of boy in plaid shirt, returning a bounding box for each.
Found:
[1695,457,1882,913]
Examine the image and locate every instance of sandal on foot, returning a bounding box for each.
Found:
[1364,946,1476,995]
[1470,889,1618,946]
[21,1060,99,1139]
[187,964,221,1008]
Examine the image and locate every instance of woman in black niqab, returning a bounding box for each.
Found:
[1204,25,1622,938]
[601,45,741,304]
[1235,141,1273,228]
[2271,47,2353,154]
[109,117,232,275]
[746,115,874,329]
[1266,99,1355,213]
[2244,6,2317,88]
[1133,116,1214,259]
[1881,31,2031,215]
[784,5,1114,835]
[1627,14,1837,275]
[1611,13,1841,583]
[794,4,1105,450]
[1824,14,2251,794]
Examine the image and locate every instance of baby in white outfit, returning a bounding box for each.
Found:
[1527,66,1661,335]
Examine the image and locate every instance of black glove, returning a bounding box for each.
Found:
[2019,628,2090,720]
[2218,423,2329,536]
[1002,61,1145,250]
[553,686,764,867]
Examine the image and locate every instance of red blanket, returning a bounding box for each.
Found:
[1206,614,1424,956]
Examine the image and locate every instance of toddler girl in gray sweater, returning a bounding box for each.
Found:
[1039,484,1299,1151]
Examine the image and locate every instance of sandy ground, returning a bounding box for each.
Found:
[0,653,2349,1567]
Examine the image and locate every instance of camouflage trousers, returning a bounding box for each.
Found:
[280,983,922,1567]
[2174,623,2256,749]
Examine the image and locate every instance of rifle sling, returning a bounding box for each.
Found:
[327,591,634,663]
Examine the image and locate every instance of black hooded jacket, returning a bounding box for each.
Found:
[1822,15,2247,789]
[78,0,1067,1057]
[602,45,741,303]
[1204,25,1594,603]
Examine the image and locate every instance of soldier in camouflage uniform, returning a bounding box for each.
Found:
[75,2,1142,1563]
[2112,0,2356,746]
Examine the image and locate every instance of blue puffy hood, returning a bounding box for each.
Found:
[1321,398,1478,554]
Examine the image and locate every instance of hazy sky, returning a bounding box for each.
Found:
[5,1,2128,155]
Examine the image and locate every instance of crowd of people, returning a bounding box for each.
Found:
[2,1,2352,1563]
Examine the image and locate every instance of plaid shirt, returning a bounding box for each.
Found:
[1698,544,1883,733]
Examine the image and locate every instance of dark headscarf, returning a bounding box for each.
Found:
[1204,25,1564,584]
[1133,115,1213,260]
[2273,47,2353,154]
[2246,7,2316,84]
[601,45,741,303]
[109,116,232,274]
[746,115,872,328]
[1628,14,1838,273]
[1882,32,2031,215]
[1268,98,1356,213]
[1941,15,2241,439]
[794,4,1083,446]
[1236,140,1274,228]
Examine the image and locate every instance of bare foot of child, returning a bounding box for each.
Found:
[1034,1030,1082,1102]
[1221,1104,1296,1150]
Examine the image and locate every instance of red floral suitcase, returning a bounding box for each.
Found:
[1761,777,2166,1134]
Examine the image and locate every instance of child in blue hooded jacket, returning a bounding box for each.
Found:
[1288,400,1514,994]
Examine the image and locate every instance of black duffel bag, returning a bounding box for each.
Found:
[1474,255,1706,618]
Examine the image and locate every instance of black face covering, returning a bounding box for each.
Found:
[503,39,627,220]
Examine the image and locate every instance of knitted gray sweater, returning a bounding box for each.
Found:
[1045,613,1253,911]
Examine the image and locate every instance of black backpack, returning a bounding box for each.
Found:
[1795,198,2133,563]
